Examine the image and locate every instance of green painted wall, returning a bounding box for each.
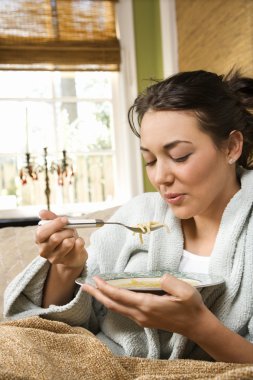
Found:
[132,0,163,192]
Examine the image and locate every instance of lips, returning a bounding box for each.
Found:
[163,193,185,205]
[165,193,182,199]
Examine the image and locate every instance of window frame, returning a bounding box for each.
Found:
[0,0,144,217]
[113,0,144,203]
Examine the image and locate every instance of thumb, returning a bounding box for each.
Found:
[38,209,58,220]
[160,273,195,299]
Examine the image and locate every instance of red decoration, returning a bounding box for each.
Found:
[19,148,75,210]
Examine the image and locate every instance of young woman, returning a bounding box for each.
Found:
[4,69,253,363]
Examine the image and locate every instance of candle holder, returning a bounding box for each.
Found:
[55,149,75,186]
[19,148,75,210]
[19,152,39,185]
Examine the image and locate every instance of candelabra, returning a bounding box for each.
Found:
[19,148,75,210]
[19,152,39,184]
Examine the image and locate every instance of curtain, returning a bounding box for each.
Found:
[0,0,120,71]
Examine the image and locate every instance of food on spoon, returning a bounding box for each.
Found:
[133,221,169,243]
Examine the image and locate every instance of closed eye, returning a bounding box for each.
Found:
[144,153,192,166]
[172,153,192,162]
[145,159,156,167]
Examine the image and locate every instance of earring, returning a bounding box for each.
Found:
[228,158,235,164]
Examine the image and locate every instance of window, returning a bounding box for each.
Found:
[0,1,143,216]
[0,70,121,213]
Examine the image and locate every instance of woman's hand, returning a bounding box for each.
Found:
[36,209,87,270]
[82,275,253,363]
[37,209,88,307]
[81,273,207,337]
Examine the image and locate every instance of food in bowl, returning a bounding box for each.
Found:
[106,276,200,290]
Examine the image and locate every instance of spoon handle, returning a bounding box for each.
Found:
[38,218,105,228]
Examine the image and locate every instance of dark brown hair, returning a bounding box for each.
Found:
[128,70,253,169]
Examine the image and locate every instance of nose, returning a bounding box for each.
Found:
[154,160,174,186]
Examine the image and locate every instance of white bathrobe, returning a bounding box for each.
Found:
[4,169,253,360]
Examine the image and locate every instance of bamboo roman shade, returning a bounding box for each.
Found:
[0,0,120,71]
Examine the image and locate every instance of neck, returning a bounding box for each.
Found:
[195,174,240,232]
[182,177,240,256]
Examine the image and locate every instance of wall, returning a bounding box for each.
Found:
[132,0,163,192]
[176,0,253,75]
[133,0,253,192]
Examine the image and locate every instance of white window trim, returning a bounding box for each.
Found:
[114,0,144,203]
[160,0,179,78]
[114,0,179,203]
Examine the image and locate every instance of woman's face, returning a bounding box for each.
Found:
[140,110,239,220]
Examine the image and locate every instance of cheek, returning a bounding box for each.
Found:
[184,154,224,190]
[184,163,208,184]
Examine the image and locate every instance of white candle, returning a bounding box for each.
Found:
[25,107,29,152]
[63,120,67,151]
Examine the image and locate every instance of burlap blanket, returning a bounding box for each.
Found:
[0,317,253,380]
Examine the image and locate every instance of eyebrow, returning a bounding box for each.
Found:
[140,140,192,152]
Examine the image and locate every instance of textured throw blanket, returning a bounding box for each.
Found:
[0,316,253,380]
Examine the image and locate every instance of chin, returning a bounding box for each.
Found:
[175,214,193,220]
[170,207,195,220]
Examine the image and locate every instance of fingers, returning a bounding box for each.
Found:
[75,236,86,251]
[160,273,197,300]
[82,279,143,320]
[94,276,144,304]
[82,277,172,328]
[38,229,82,257]
[40,234,87,266]
[40,236,76,263]
[38,209,58,220]
[36,216,69,244]
[83,276,154,309]
[35,209,87,269]
[82,275,204,332]
[84,275,196,308]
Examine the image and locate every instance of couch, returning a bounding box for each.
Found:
[0,206,119,321]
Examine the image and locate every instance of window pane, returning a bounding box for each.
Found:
[26,102,56,153]
[0,101,56,154]
[75,72,112,99]
[0,71,52,98]
[0,71,117,212]
[0,102,25,153]
[55,100,113,152]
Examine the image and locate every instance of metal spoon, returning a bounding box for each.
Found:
[38,218,165,233]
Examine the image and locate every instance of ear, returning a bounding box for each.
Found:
[226,130,243,164]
